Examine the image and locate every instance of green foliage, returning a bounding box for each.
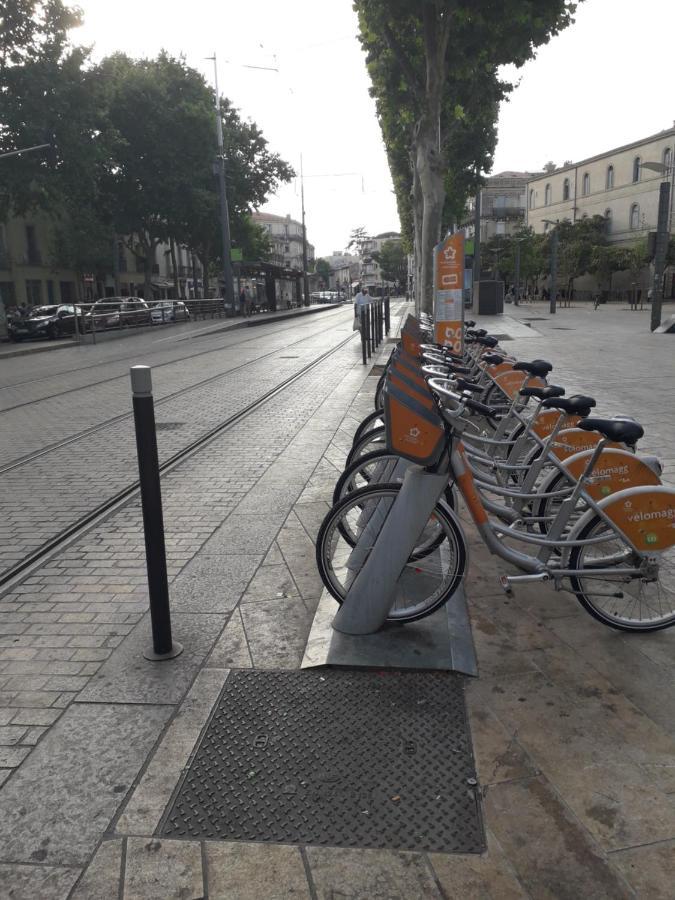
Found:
[348,226,372,261]
[353,0,580,310]
[372,239,407,284]
[315,258,331,285]
[551,215,607,289]
[1,6,292,292]
[482,226,546,285]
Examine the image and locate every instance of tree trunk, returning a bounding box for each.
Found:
[169,238,180,300]
[411,159,423,313]
[199,252,210,298]
[415,113,445,314]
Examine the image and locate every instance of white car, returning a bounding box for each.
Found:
[150,301,190,324]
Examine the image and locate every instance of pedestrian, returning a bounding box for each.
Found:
[353,286,369,331]
[244,286,253,317]
[239,286,246,317]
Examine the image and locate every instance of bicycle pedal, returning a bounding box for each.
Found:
[499,574,514,597]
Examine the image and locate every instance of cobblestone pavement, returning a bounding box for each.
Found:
[1,301,675,898]
[0,306,355,576]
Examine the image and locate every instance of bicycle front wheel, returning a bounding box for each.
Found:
[569,515,675,631]
[316,483,467,623]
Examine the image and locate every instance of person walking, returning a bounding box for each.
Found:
[244,286,253,317]
[239,287,246,318]
[353,286,369,331]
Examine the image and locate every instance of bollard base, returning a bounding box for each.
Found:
[143,641,184,662]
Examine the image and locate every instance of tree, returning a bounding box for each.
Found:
[348,226,372,260]
[354,1,579,313]
[315,258,331,286]
[590,244,633,296]
[553,215,607,296]
[373,239,407,284]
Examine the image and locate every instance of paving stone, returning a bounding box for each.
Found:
[76,612,225,705]
[466,700,539,786]
[485,776,633,898]
[0,746,31,767]
[430,830,528,899]
[0,726,27,745]
[69,839,123,900]
[611,838,675,898]
[10,708,63,727]
[240,597,312,669]
[208,610,253,668]
[205,841,310,900]
[123,838,203,900]
[0,863,80,899]
[306,847,441,900]
[205,514,286,555]
[171,554,262,614]
[117,668,227,835]
[0,702,171,865]
[240,562,300,603]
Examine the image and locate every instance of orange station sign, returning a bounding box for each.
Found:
[433,233,464,352]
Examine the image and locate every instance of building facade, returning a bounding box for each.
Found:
[0,210,204,321]
[359,231,402,290]
[464,172,537,242]
[526,126,675,245]
[250,211,315,272]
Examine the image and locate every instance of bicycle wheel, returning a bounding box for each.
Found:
[534,469,584,536]
[352,409,385,447]
[333,449,456,509]
[374,373,387,411]
[316,483,467,623]
[568,515,675,631]
[344,426,387,469]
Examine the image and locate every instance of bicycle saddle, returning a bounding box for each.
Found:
[541,395,596,416]
[465,320,476,328]
[482,353,505,365]
[455,378,484,394]
[473,335,499,348]
[513,359,553,378]
[578,417,644,444]
[519,385,565,399]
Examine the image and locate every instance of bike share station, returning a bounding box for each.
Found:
[303,233,478,677]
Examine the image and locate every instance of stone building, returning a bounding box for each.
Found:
[464,172,538,242]
[250,212,315,272]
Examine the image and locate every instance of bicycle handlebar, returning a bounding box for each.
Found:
[427,377,498,419]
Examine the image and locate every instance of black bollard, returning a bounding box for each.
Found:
[384,295,390,335]
[130,366,183,661]
[360,306,367,365]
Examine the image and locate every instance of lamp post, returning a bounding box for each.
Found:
[206,53,235,311]
[300,155,310,306]
[514,238,522,306]
[641,159,673,331]
[542,219,558,314]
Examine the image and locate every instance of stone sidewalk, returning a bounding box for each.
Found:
[1,301,675,898]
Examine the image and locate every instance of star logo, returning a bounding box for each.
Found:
[409,427,420,438]
[442,244,457,262]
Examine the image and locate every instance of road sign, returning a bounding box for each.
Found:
[433,233,464,352]
[83,273,94,284]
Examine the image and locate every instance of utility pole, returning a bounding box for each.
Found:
[472,186,482,306]
[651,180,670,332]
[549,228,558,315]
[514,240,521,307]
[300,155,310,306]
[208,53,235,311]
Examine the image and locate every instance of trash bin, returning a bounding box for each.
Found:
[476,280,504,315]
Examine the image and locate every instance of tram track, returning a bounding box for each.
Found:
[0,307,352,472]
[0,329,358,591]
[0,305,349,413]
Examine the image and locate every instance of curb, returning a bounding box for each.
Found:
[0,340,74,360]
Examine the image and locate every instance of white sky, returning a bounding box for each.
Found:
[73,0,675,257]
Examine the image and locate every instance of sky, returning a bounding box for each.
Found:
[73,0,675,257]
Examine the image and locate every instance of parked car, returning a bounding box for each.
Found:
[149,301,191,324]
[7,304,85,341]
[84,298,151,330]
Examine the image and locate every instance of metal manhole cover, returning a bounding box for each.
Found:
[160,669,484,853]
[155,422,185,431]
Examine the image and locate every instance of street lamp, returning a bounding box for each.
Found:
[542,219,558,314]
[640,159,673,331]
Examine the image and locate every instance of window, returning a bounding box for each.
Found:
[25,225,41,265]
[582,173,590,196]
[606,165,614,189]
[25,279,42,305]
[544,183,552,206]
[633,157,641,183]
[604,209,612,234]
[664,147,673,170]
[562,178,570,201]
[117,242,127,273]
[60,281,75,302]
[529,189,535,209]
[630,203,640,230]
